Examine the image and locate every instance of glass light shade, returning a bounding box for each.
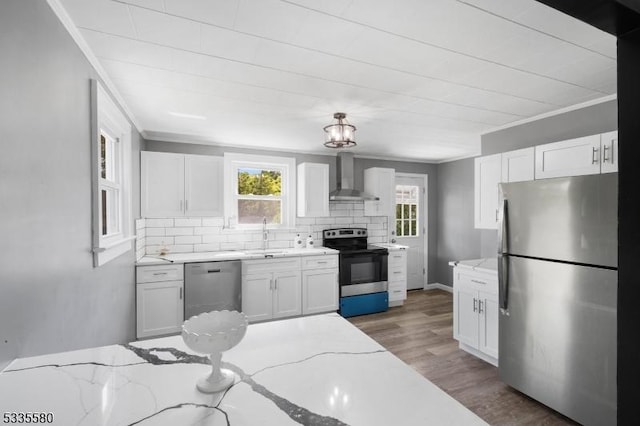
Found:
[324,112,357,148]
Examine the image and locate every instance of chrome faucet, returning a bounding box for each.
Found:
[262,217,268,251]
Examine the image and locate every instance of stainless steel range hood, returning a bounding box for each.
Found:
[329,152,379,201]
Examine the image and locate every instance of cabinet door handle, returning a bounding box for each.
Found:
[274,278,278,290]
[317,261,328,264]
[185,199,189,212]
[153,272,168,276]
[470,279,486,285]
[603,144,610,163]
[473,298,477,312]
[592,147,599,164]
[478,300,483,314]
[179,287,183,300]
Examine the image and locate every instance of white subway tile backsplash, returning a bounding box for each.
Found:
[146,218,174,227]
[194,226,222,235]
[175,235,202,244]
[330,209,350,217]
[146,228,165,237]
[335,217,354,224]
[202,234,228,244]
[166,227,194,236]
[368,229,387,237]
[146,236,174,245]
[194,243,221,252]
[202,217,225,227]
[315,217,335,225]
[139,214,391,257]
[175,218,202,227]
[269,241,290,249]
[169,245,194,253]
[136,218,146,230]
[220,242,243,251]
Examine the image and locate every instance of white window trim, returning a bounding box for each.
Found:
[223,153,296,230]
[91,80,133,267]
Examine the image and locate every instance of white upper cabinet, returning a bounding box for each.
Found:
[142,151,185,217]
[474,154,502,230]
[534,135,602,179]
[600,131,618,174]
[184,155,224,217]
[142,151,223,218]
[501,147,534,183]
[297,162,329,217]
[364,167,396,240]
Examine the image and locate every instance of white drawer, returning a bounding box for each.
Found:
[301,255,338,270]
[388,265,406,282]
[137,264,184,283]
[456,270,498,294]
[388,282,406,301]
[388,252,407,269]
[242,257,301,275]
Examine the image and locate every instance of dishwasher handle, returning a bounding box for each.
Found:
[207,269,222,273]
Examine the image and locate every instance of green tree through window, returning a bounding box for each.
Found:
[237,168,282,224]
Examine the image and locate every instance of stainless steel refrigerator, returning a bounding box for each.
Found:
[498,173,617,426]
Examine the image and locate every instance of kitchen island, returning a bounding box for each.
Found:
[0,313,486,425]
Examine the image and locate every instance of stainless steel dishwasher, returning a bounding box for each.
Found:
[184,261,242,319]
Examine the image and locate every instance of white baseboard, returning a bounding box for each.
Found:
[423,282,453,293]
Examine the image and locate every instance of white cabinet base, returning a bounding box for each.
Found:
[458,342,498,367]
[136,280,184,339]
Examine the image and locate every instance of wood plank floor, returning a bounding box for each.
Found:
[348,290,578,426]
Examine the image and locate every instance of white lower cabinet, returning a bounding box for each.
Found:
[242,258,302,323]
[452,267,498,366]
[387,249,407,306]
[301,255,339,315]
[136,264,184,339]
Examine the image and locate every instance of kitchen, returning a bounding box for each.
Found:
[1,0,639,425]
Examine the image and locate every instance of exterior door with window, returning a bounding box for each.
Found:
[395,175,426,290]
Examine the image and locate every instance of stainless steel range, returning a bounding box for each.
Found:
[323,228,388,317]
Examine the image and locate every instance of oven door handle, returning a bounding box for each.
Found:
[340,252,388,259]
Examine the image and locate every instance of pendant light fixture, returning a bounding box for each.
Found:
[323,112,357,148]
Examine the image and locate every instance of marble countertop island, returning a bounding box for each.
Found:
[0,314,486,425]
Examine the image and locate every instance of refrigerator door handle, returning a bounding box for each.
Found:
[497,198,510,314]
[498,254,509,314]
[497,199,508,255]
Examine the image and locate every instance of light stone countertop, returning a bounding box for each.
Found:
[0,313,487,426]
[137,247,340,266]
[372,243,408,251]
[448,258,498,274]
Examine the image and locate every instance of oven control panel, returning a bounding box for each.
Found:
[323,228,368,239]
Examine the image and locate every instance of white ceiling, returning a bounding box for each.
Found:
[57,0,616,162]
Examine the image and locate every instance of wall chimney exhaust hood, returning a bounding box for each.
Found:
[329,152,379,201]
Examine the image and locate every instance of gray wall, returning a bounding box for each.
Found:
[434,158,496,286]
[482,100,617,155]
[0,0,141,370]
[145,141,439,283]
[434,99,618,287]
